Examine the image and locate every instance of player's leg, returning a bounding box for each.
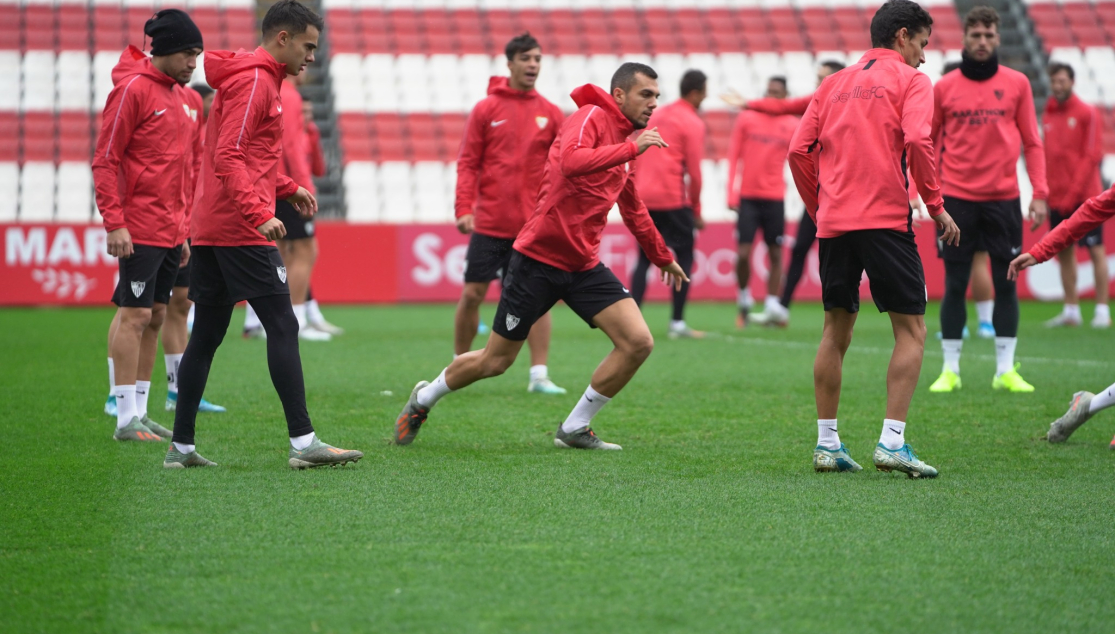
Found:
[665,208,701,338]
[735,200,760,326]
[104,309,121,416]
[1045,210,1082,327]
[526,312,565,393]
[454,281,490,355]
[629,248,652,307]
[1048,380,1115,443]
[756,200,789,325]
[1088,239,1110,328]
[456,233,508,355]
[971,251,995,338]
[305,283,343,335]
[933,197,979,393]
[984,199,1032,392]
[168,300,233,467]
[131,246,183,437]
[164,285,227,414]
[279,235,329,342]
[779,213,816,313]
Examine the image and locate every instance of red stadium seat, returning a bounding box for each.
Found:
[456,31,485,55]
[1072,26,1110,47]
[24,28,55,51]
[23,6,55,30]
[59,136,91,162]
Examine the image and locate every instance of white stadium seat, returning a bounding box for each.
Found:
[0,51,21,111]
[0,163,18,222]
[55,163,95,223]
[22,51,57,112]
[344,162,380,222]
[19,162,57,222]
[378,161,415,223]
[57,51,92,112]
[93,51,118,112]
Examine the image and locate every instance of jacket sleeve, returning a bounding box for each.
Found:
[902,74,944,218]
[185,97,203,219]
[617,172,674,268]
[746,95,811,116]
[212,72,273,229]
[92,78,143,232]
[1030,187,1115,262]
[1017,78,1049,201]
[307,122,326,177]
[786,95,821,223]
[686,118,705,218]
[281,92,315,196]
[561,108,639,177]
[1069,105,1105,207]
[454,101,486,218]
[725,113,746,207]
[276,173,299,200]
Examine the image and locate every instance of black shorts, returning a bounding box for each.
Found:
[463,232,515,284]
[275,199,315,240]
[818,229,926,315]
[1051,208,1104,248]
[188,245,290,306]
[737,198,785,247]
[112,243,182,308]
[646,208,695,253]
[492,250,632,341]
[937,196,1022,263]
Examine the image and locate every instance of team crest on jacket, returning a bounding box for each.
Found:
[277,266,287,283]
[536,116,548,129]
[183,104,197,122]
[506,314,520,331]
[131,281,145,297]
[1069,117,1077,129]
[993,89,1004,100]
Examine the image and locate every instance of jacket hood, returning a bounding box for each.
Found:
[112,45,176,87]
[571,84,633,134]
[204,47,285,90]
[487,76,539,99]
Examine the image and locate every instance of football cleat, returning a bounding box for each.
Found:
[163,444,217,468]
[165,391,227,413]
[309,319,345,336]
[735,306,750,329]
[528,378,567,395]
[288,438,363,469]
[1093,314,1112,329]
[873,443,938,479]
[553,424,621,450]
[1044,313,1082,328]
[813,444,862,473]
[992,364,1034,393]
[929,369,962,393]
[243,326,266,340]
[394,381,430,445]
[104,394,117,417]
[298,326,332,342]
[113,417,163,442]
[751,309,790,328]
[139,415,173,440]
[667,324,706,339]
[977,321,996,339]
[1047,391,1095,443]
[477,320,491,335]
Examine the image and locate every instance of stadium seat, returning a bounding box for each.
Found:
[344,162,380,222]
[0,162,17,221]
[22,51,57,112]
[19,161,56,222]
[378,161,415,223]
[55,162,94,222]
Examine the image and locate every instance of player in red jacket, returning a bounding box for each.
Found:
[630,69,707,339]
[453,33,566,394]
[395,63,689,451]
[928,6,1049,395]
[788,0,959,478]
[166,0,362,469]
[1042,62,1109,329]
[94,10,204,443]
[299,98,343,335]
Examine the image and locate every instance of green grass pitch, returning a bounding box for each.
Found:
[2,301,1113,633]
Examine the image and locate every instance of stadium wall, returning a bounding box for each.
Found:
[4,221,1114,306]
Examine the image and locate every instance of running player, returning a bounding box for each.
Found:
[1041,62,1109,329]
[630,69,707,339]
[788,0,959,477]
[94,10,205,442]
[928,5,1048,394]
[394,63,688,450]
[454,33,566,394]
[165,0,362,469]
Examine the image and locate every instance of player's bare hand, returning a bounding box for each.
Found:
[934,210,961,247]
[256,217,287,241]
[1008,253,1037,281]
[286,187,318,218]
[636,128,668,155]
[106,228,133,259]
[1029,199,1048,231]
[659,261,690,291]
[179,241,190,267]
[720,90,746,108]
[456,214,474,234]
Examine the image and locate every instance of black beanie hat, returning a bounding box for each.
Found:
[145,9,203,56]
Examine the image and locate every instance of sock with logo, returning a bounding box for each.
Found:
[115,385,137,429]
[737,288,753,310]
[976,299,994,324]
[290,431,316,450]
[879,419,906,450]
[416,368,454,408]
[165,353,183,394]
[994,337,1018,376]
[1090,383,1115,414]
[244,304,262,332]
[817,419,840,450]
[107,357,115,394]
[135,380,151,418]
[941,339,962,375]
[529,365,548,383]
[561,386,611,433]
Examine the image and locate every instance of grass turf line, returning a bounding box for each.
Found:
[1,301,1113,633]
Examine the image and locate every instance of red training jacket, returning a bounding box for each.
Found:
[455,77,565,239]
[746,95,812,117]
[279,79,315,196]
[514,84,673,272]
[1030,187,1115,262]
[633,99,705,217]
[306,120,326,177]
[93,46,202,248]
[788,49,944,238]
[726,108,798,203]
[193,47,300,247]
[1043,93,1104,212]
[932,65,1048,202]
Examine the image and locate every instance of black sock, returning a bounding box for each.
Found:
[780,217,816,308]
[940,259,971,339]
[630,251,651,307]
[248,294,315,438]
[990,257,1020,337]
[172,303,234,445]
[672,242,694,322]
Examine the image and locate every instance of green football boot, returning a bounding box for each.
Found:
[163,444,217,468]
[139,415,173,439]
[553,424,621,450]
[113,417,163,442]
[289,437,364,469]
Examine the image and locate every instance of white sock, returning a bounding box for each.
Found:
[737,288,753,309]
[107,357,115,393]
[307,299,325,324]
[173,442,195,454]
[244,304,262,330]
[942,339,963,374]
[976,299,994,324]
[187,304,195,328]
[290,431,316,450]
[165,353,183,394]
[879,418,906,450]
[293,303,307,328]
[561,386,611,433]
[135,380,151,418]
[529,365,548,383]
[764,295,782,313]
[817,419,840,450]
[115,385,137,429]
[1090,383,1115,414]
[1064,303,1081,320]
[1096,304,1110,321]
[669,319,686,331]
[416,368,454,408]
[994,337,1018,376]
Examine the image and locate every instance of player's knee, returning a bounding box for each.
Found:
[482,351,516,377]
[148,304,167,329]
[768,246,783,265]
[738,244,753,259]
[622,331,655,363]
[460,285,486,308]
[120,307,153,332]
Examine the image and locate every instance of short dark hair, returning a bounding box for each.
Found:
[820,60,846,74]
[679,69,707,96]
[262,0,324,39]
[190,83,213,98]
[1048,62,1075,81]
[943,60,962,74]
[964,5,1000,33]
[505,32,541,60]
[768,76,788,90]
[611,62,657,93]
[870,0,933,49]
